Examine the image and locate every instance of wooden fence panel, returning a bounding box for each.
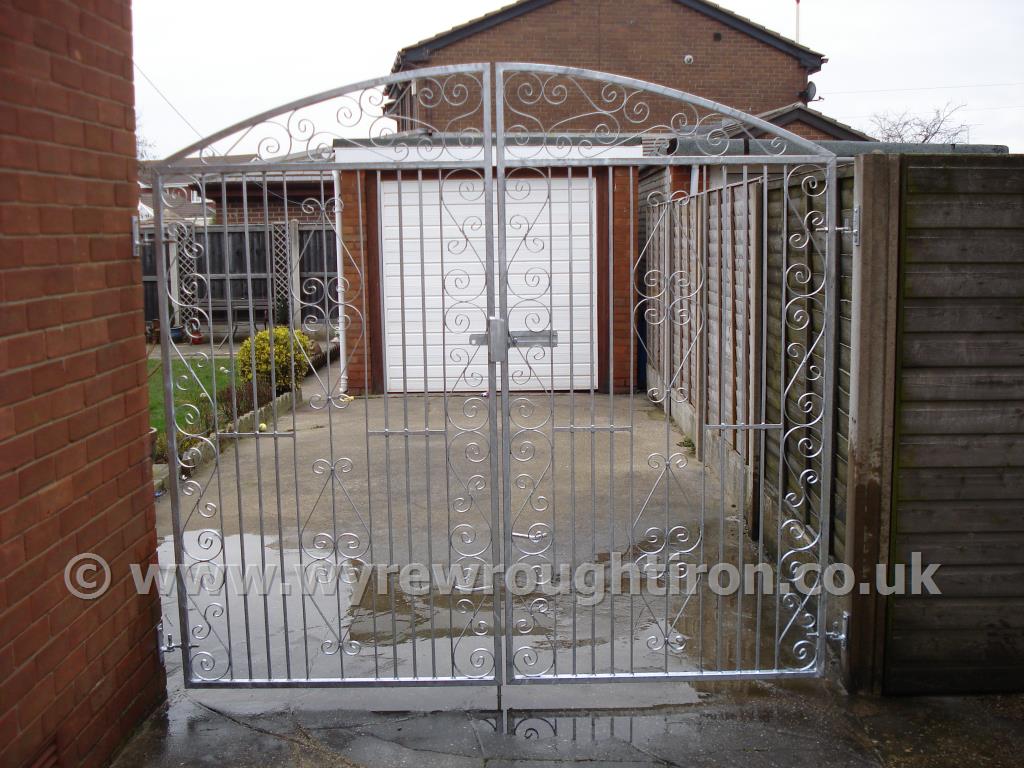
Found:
[885,154,1024,694]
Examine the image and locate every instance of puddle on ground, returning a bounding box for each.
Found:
[157,526,799,686]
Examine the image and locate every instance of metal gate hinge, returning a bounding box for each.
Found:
[131,215,140,259]
[826,610,849,650]
[814,206,860,246]
[838,206,860,245]
[157,621,180,658]
[807,610,848,650]
[847,206,861,246]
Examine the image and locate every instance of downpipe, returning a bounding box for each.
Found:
[332,170,348,393]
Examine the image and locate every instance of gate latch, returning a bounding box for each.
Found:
[469,316,508,363]
[509,330,559,349]
[469,319,558,363]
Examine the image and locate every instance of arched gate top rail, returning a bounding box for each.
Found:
[150,62,835,173]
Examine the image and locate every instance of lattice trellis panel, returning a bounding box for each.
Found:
[271,222,290,325]
[174,223,197,329]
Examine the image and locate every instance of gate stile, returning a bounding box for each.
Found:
[150,63,838,688]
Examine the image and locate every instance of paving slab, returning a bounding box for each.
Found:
[110,667,1024,768]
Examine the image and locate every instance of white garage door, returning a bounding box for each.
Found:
[381,177,596,392]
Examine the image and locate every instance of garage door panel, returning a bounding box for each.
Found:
[382,178,595,392]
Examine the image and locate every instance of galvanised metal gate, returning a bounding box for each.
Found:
[150,63,838,687]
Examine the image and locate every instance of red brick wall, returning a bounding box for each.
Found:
[405,0,812,118]
[206,182,334,227]
[0,2,165,767]
[773,119,837,143]
[597,167,638,393]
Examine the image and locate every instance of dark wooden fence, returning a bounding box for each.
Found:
[849,153,1024,694]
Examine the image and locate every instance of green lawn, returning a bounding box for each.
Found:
[147,357,235,440]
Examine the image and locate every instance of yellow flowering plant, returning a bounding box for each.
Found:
[236,327,313,393]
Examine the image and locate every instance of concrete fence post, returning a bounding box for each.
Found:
[843,153,902,693]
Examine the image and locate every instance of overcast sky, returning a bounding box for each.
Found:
[133,0,1024,157]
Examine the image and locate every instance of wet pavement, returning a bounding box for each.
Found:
[111,665,1024,767]
[158,386,797,685]
[139,368,1024,765]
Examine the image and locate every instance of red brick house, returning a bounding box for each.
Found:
[388,0,860,141]
[0,2,164,766]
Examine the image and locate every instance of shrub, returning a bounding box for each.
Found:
[236,328,313,393]
[152,431,168,463]
[216,380,275,425]
[273,294,291,326]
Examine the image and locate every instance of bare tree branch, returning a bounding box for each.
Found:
[135,110,156,160]
[869,102,969,144]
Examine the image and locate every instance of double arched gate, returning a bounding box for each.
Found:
[151,63,838,686]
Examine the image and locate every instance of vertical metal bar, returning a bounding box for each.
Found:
[394,169,417,676]
[398,170,419,677]
[729,185,738,441]
[627,165,636,676]
[281,175,311,679]
[262,173,292,679]
[716,170,729,671]
[697,169,708,671]
[717,432,725,671]
[567,164,577,676]
[546,166,557,678]
[378,170,399,676]
[662,175,672,676]
[698,166,708,463]
[485,66,506,684]
[198,175,235,681]
[221,176,251,679]
[152,175,194,683]
[356,170,379,679]
[416,168,438,678]
[437,169,456,678]
[315,173,345,679]
[329,172,347,679]
[736,166,749,670]
[693,184,699,416]
[717,168,725,432]
[775,165,789,669]
[241,175,274,678]
[588,165,596,675]
[816,159,839,674]
[607,168,615,675]
[755,165,769,672]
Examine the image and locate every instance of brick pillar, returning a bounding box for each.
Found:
[0,3,166,767]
